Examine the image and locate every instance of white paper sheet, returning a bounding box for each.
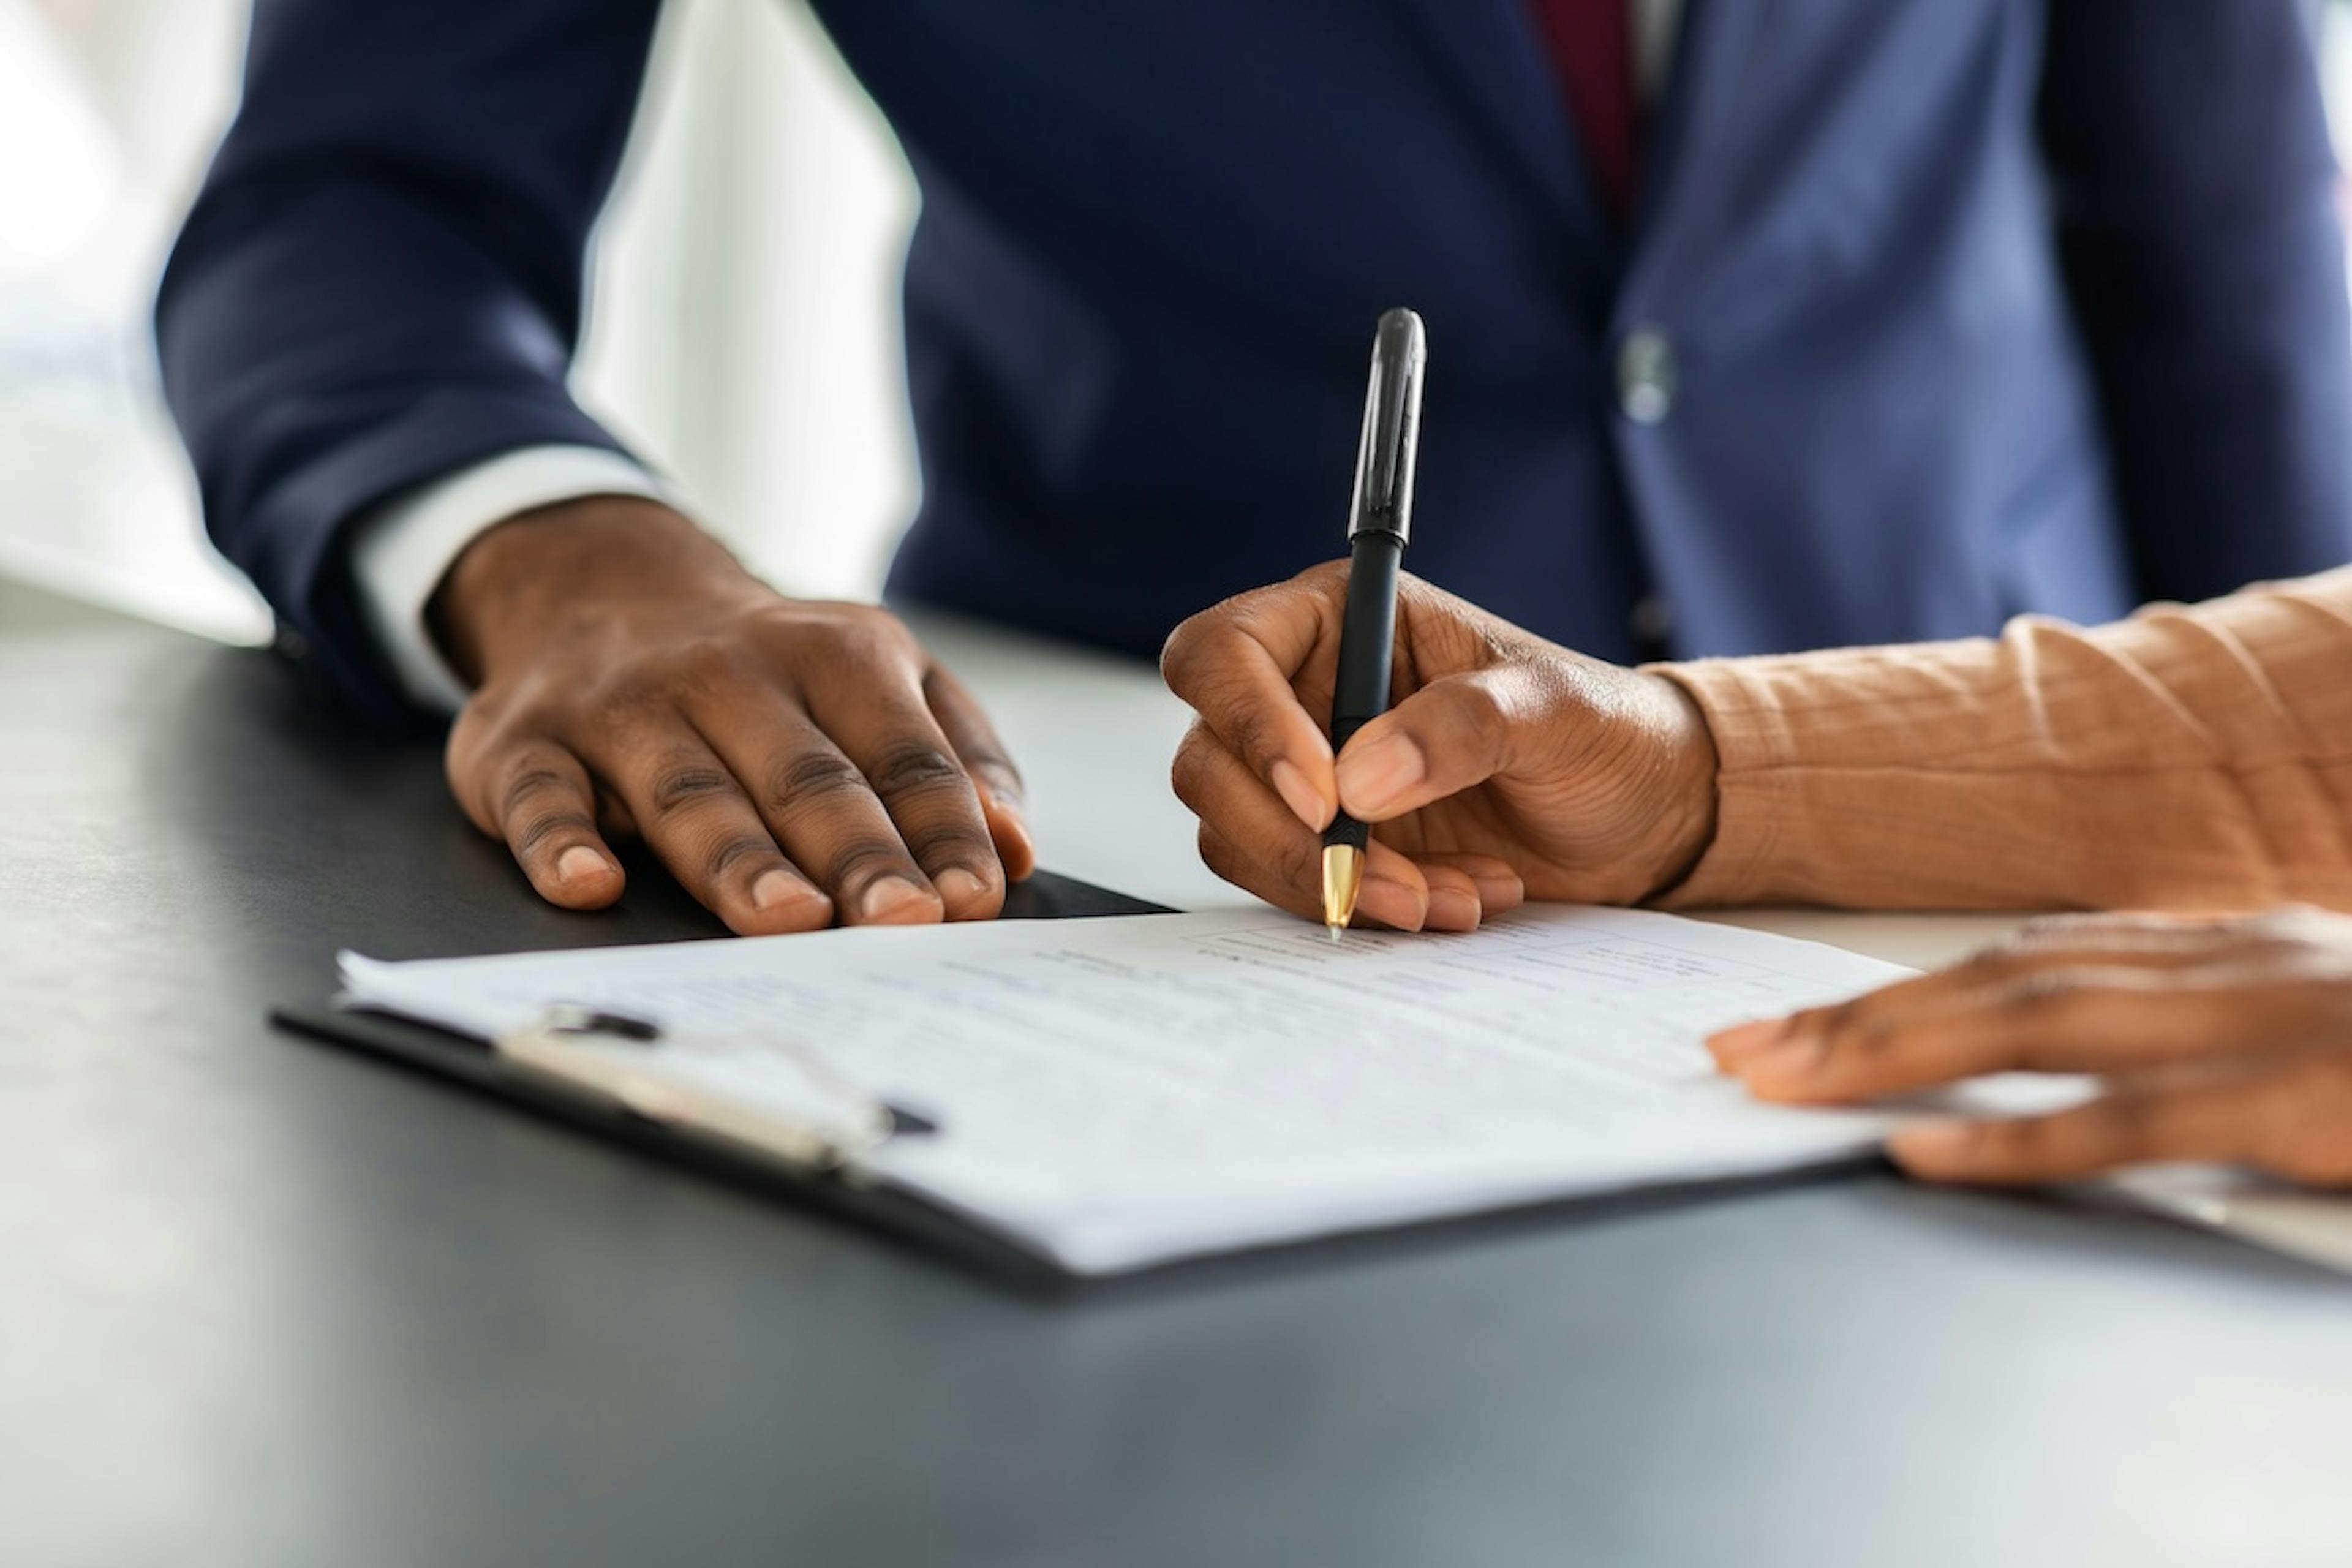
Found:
[340,907,1926,1273]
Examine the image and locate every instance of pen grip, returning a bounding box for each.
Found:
[1330,532,1403,747]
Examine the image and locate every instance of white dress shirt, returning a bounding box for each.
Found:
[349,0,1685,712]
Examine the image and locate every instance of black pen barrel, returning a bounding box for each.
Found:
[1330,530,1403,754]
[1324,532,1403,854]
[1324,307,1423,867]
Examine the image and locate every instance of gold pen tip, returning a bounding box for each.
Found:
[1321,843,1365,936]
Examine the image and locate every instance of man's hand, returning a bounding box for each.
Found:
[1159,562,1719,932]
[433,497,1035,935]
[1709,908,2352,1187]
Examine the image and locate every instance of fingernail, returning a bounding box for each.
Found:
[1270,758,1330,831]
[1336,734,1425,817]
[936,867,992,907]
[1425,886,1482,932]
[556,845,612,884]
[751,869,818,913]
[860,876,934,923]
[1888,1120,1973,1166]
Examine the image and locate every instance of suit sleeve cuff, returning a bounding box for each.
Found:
[347,446,668,712]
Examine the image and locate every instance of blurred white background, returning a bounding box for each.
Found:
[0,0,918,643]
[4,0,2352,645]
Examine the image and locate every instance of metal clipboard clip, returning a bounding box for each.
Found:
[494,1003,913,1177]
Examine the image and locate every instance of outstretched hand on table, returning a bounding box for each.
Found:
[1711,908,2352,1186]
[434,497,1035,935]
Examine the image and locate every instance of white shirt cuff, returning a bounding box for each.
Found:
[348,445,668,712]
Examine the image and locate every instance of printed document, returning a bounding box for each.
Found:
[341,907,1926,1273]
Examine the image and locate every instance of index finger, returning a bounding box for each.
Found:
[1161,569,1345,831]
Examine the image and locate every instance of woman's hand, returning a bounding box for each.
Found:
[1160,562,1720,932]
[1709,908,2352,1186]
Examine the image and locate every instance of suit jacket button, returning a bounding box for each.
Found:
[1616,326,1678,424]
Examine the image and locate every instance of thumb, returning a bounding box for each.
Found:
[1335,667,1531,821]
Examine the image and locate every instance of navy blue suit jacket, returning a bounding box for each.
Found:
[159,0,2352,722]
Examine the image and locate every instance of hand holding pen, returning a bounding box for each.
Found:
[1161,314,1722,933]
[1319,309,1425,937]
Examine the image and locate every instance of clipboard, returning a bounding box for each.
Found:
[272,870,1173,1291]
[278,880,1905,1289]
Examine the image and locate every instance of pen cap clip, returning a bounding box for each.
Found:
[1347,308,1427,546]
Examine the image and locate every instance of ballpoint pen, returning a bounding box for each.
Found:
[1322,307,1427,940]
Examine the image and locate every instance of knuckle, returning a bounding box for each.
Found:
[818,606,913,666]
[866,740,968,802]
[766,749,870,815]
[1446,676,1513,749]
[498,764,575,825]
[514,808,597,860]
[824,837,916,894]
[663,636,746,693]
[905,824,996,872]
[577,669,666,734]
[707,834,779,880]
[1159,616,1207,687]
[649,756,736,818]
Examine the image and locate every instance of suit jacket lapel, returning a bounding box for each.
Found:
[1383,0,1610,258]
[1627,0,1742,252]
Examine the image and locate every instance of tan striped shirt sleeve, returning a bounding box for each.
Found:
[1649,567,2352,913]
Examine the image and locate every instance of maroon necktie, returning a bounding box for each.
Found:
[1527,0,1642,221]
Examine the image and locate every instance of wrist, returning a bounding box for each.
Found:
[429,496,758,685]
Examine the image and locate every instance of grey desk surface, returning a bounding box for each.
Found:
[4,594,2350,1568]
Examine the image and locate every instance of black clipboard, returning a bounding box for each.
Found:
[275,871,1887,1292]
[273,870,1173,1292]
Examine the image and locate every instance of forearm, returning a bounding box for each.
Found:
[1653,568,2352,912]
[156,0,662,721]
